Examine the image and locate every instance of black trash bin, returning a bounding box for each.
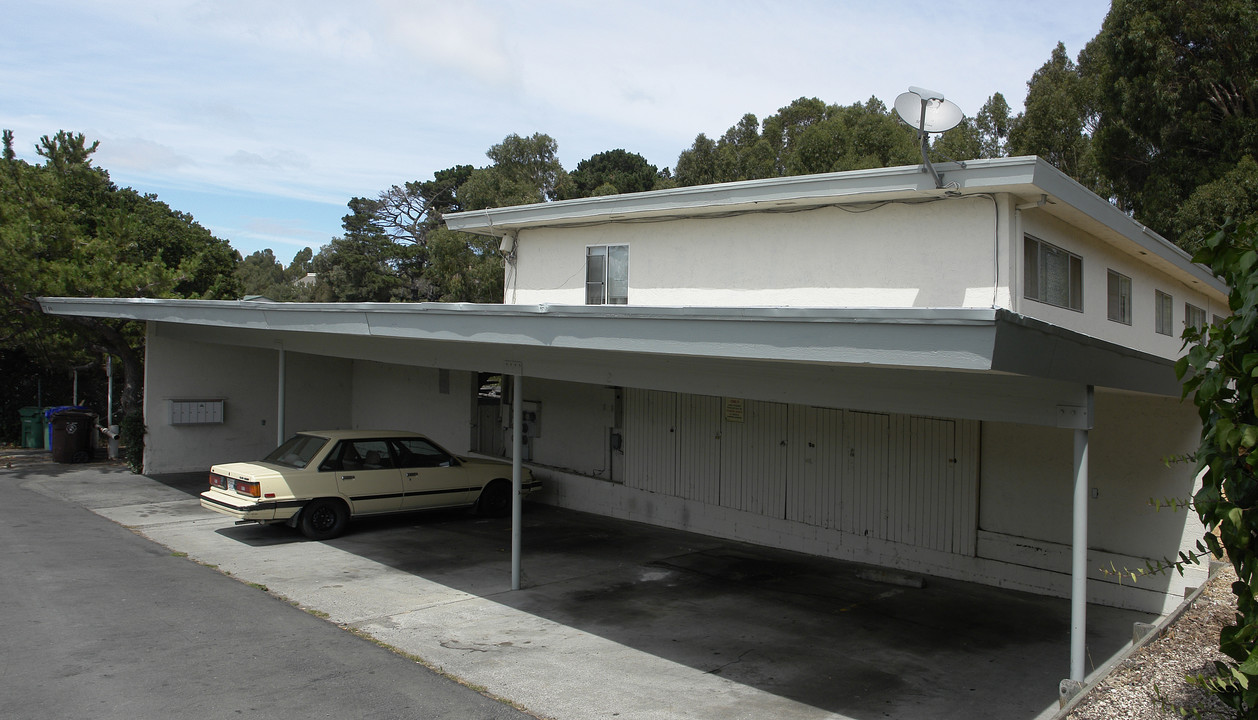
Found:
[50,411,96,463]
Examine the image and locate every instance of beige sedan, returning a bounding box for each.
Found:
[201,429,539,539]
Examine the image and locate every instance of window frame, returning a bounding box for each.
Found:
[1024,235,1083,312]
[1185,302,1206,333]
[586,244,629,305]
[1155,290,1174,336]
[1106,269,1132,325]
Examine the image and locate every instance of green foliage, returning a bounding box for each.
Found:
[236,247,317,301]
[1008,43,1098,186]
[1083,0,1258,236]
[0,130,240,416]
[119,410,144,474]
[563,149,659,199]
[673,97,919,186]
[1176,219,1258,715]
[1172,157,1258,254]
[932,94,1013,163]
[458,133,567,210]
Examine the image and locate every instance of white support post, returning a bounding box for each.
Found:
[277,346,286,446]
[510,367,524,591]
[1070,424,1090,682]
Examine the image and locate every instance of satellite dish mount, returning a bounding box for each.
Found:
[894,86,964,190]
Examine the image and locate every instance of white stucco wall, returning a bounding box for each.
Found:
[349,361,473,454]
[143,328,352,473]
[508,197,1005,308]
[518,378,616,478]
[505,195,1225,364]
[1016,211,1226,360]
[977,388,1207,608]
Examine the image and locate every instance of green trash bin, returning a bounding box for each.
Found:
[19,407,43,449]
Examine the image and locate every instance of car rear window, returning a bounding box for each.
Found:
[263,434,329,468]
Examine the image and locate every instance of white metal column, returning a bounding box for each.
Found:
[1070,426,1089,681]
[1068,386,1094,684]
[277,346,286,446]
[508,362,524,591]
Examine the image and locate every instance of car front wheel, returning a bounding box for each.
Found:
[299,498,349,540]
[476,480,512,517]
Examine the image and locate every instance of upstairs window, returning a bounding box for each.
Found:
[1024,235,1083,312]
[586,245,628,305]
[1106,270,1132,325]
[1185,303,1206,332]
[1155,290,1174,336]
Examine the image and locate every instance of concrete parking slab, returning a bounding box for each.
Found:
[17,462,1156,720]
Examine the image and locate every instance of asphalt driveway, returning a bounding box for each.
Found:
[14,458,1155,720]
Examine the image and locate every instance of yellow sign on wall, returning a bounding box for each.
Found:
[724,397,745,423]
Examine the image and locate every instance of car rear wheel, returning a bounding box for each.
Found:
[299,498,349,540]
[476,480,511,517]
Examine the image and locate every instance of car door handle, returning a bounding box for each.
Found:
[406,472,419,478]
[341,475,355,480]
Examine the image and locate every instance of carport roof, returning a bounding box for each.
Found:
[39,296,1177,398]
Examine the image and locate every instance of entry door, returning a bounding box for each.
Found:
[326,438,403,515]
[393,437,477,509]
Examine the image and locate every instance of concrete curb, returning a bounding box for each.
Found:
[1051,559,1228,718]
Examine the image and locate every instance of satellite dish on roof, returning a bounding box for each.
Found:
[894,86,965,189]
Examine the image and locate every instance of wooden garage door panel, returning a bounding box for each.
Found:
[625,389,677,495]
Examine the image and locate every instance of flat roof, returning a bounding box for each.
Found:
[444,156,1225,295]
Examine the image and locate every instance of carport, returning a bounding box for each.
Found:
[39,295,1185,689]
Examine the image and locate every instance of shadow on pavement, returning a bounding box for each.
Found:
[211,503,1154,720]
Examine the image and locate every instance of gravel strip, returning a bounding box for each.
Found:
[1068,565,1238,719]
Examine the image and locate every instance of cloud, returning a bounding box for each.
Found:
[227,149,312,171]
[94,136,194,173]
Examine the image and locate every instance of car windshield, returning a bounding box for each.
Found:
[262,434,329,469]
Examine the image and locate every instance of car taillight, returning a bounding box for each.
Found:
[235,479,261,498]
[208,472,227,489]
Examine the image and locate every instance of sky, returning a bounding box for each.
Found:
[3,1,1112,261]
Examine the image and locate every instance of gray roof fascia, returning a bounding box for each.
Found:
[990,308,1179,396]
[38,297,1000,371]
[443,157,1044,235]
[1025,158,1226,294]
[39,297,1182,394]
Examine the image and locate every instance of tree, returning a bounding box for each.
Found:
[785,98,919,175]
[563,149,659,199]
[307,198,408,302]
[762,97,832,176]
[236,247,317,301]
[372,164,474,246]
[1081,0,1258,236]
[0,130,240,433]
[1171,157,1258,253]
[1008,43,1099,189]
[933,93,1013,162]
[1175,219,1258,715]
[674,133,721,186]
[458,133,567,210]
